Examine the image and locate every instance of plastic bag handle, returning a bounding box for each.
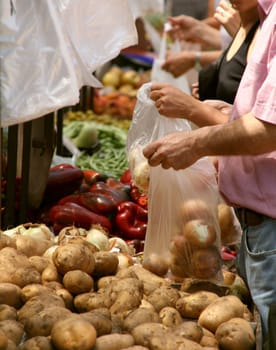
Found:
[158,22,180,61]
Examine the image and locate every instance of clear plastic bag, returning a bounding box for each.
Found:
[151,26,191,94]
[127,83,222,282]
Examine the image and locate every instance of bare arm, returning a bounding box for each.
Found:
[149,83,229,126]
[143,113,276,170]
[214,0,241,37]
[162,50,222,77]
[168,15,222,50]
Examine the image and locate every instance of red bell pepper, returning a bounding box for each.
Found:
[120,168,132,185]
[58,191,117,214]
[49,163,76,171]
[104,177,128,190]
[42,165,83,204]
[129,185,148,209]
[82,170,108,185]
[115,201,148,240]
[50,202,112,234]
[221,246,237,261]
[137,194,148,209]
[90,181,130,203]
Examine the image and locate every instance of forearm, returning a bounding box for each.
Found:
[196,50,222,68]
[185,98,229,127]
[198,113,276,157]
[196,24,222,50]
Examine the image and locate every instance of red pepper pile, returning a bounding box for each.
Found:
[37,165,148,243]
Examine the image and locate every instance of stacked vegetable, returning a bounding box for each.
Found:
[63,121,129,180]
[0,222,256,350]
[37,164,148,245]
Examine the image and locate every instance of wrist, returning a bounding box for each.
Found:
[194,51,202,71]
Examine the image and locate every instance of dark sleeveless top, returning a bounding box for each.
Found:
[199,21,259,104]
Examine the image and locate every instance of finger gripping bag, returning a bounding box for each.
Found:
[127,82,223,282]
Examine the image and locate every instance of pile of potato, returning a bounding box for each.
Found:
[0,224,256,350]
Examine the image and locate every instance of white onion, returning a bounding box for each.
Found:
[2,224,26,237]
[21,223,55,241]
[43,245,59,262]
[109,237,132,254]
[86,228,109,251]
[117,252,134,270]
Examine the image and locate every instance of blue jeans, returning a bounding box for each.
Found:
[236,218,276,346]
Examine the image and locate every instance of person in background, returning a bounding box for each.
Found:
[194,0,259,104]
[161,0,241,77]
[143,0,276,348]
[167,0,209,20]
[214,0,241,49]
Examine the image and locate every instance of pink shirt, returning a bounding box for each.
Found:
[218,0,276,217]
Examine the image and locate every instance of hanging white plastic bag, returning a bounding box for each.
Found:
[151,24,190,94]
[56,0,138,75]
[127,83,222,282]
[0,0,80,127]
[0,0,17,38]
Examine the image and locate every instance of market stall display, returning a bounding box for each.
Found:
[0,221,258,349]
[0,1,264,348]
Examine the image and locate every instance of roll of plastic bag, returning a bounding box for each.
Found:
[57,0,138,74]
[0,0,80,127]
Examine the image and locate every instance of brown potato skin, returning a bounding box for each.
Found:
[17,336,54,350]
[28,256,50,273]
[24,306,72,338]
[0,319,24,346]
[159,306,183,328]
[0,329,8,349]
[41,264,61,284]
[92,251,119,278]
[0,305,17,321]
[53,243,95,275]
[131,322,168,348]
[62,270,94,295]
[176,291,219,319]
[142,254,169,277]
[21,284,54,302]
[123,308,160,332]
[190,246,222,280]
[93,333,135,350]
[173,321,204,343]
[80,309,112,336]
[198,295,245,333]
[0,283,23,308]
[215,317,256,350]
[180,199,212,222]
[51,317,97,350]
[183,220,216,248]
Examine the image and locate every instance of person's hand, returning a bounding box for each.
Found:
[143,129,205,170]
[191,82,200,100]
[150,83,192,118]
[168,15,203,43]
[162,51,195,77]
[203,99,232,116]
[214,0,241,37]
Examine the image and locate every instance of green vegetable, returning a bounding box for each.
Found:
[72,123,99,148]
[63,121,128,179]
